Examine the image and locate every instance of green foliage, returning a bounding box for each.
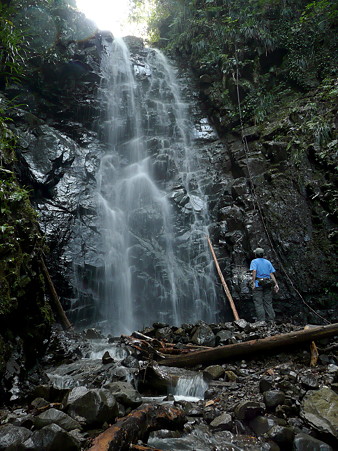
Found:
[133,0,338,130]
[0,3,26,85]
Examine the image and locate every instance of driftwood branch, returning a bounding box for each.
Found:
[158,323,338,368]
[88,404,185,451]
[40,258,72,330]
[207,236,240,320]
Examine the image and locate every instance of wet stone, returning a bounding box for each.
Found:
[103,381,142,408]
[31,397,49,409]
[210,412,233,431]
[0,424,32,449]
[234,400,264,421]
[121,355,140,369]
[249,415,286,435]
[224,370,238,382]
[298,373,319,389]
[293,432,333,451]
[34,408,82,431]
[23,423,81,451]
[203,365,225,380]
[191,323,216,347]
[82,328,104,339]
[234,319,252,332]
[203,407,220,423]
[259,378,274,393]
[263,390,286,409]
[102,351,114,364]
[215,329,233,345]
[265,425,295,447]
[300,387,338,439]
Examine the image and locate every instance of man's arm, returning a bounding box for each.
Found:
[270,272,279,292]
[251,269,256,289]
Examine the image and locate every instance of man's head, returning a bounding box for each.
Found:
[254,248,264,257]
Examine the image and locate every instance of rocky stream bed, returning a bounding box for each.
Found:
[0,320,337,450]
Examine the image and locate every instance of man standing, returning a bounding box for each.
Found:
[250,248,279,322]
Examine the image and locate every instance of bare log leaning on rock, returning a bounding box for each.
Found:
[88,404,185,451]
[40,257,72,330]
[158,323,338,368]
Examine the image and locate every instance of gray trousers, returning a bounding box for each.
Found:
[253,287,275,321]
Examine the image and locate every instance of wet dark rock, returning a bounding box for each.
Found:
[34,408,82,431]
[259,378,274,393]
[234,319,252,333]
[63,386,118,428]
[23,423,81,450]
[263,390,286,410]
[233,400,265,421]
[0,424,32,449]
[224,370,238,382]
[202,406,220,423]
[249,415,286,436]
[102,351,114,364]
[203,365,225,380]
[215,329,234,345]
[293,432,334,451]
[210,412,233,430]
[265,424,295,447]
[155,327,173,341]
[191,323,216,347]
[31,397,50,409]
[300,387,338,439]
[103,381,142,408]
[121,355,140,369]
[298,373,320,389]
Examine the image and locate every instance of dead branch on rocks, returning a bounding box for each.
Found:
[88,404,185,451]
[157,322,338,368]
[122,334,212,359]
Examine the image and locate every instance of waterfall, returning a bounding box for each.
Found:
[78,36,219,335]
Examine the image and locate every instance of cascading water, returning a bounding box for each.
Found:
[78,36,220,335]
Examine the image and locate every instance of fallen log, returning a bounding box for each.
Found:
[158,322,338,368]
[88,403,186,451]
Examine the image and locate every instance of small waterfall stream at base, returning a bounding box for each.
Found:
[74,36,220,335]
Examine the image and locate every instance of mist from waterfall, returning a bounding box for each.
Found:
[86,37,219,335]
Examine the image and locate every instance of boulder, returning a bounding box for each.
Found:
[63,386,118,427]
[215,329,233,345]
[210,412,233,431]
[265,425,295,447]
[23,423,81,450]
[103,381,142,408]
[102,351,114,364]
[0,424,32,450]
[249,415,286,436]
[203,365,225,380]
[34,408,82,431]
[300,387,338,439]
[263,390,286,409]
[191,323,216,347]
[233,400,264,421]
[259,378,274,393]
[293,432,333,451]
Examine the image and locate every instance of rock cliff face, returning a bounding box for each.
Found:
[2,0,337,345]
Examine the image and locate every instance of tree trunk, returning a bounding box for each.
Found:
[88,404,185,451]
[158,323,338,368]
